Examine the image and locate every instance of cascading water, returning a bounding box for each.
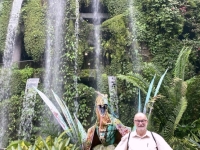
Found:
[0,0,3,12]
[40,0,67,134]
[92,0,102,91]
[44,0,66,96]
[74,0,79,114]
[18,78,40,140]
[128,0,142,115]
[128,0,141,73]
[0,0,24,147]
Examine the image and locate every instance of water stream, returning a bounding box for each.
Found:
[40,0,67,135]
[128,0,141,115]
[0,0,24,147]
[44,0,66,97]
[128,0,141,73]
[74,0,79,114]
[18,78,40,140]
[92,0,102,91]
[0,0,3,12]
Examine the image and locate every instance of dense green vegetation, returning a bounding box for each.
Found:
[0,0,13,54]
[0,0,199,149]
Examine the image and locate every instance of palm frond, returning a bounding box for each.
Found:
[169,137,198,150]
[163,97,187,140]
[189,139,200,149]
[174,47,191,80]
[117,73,149,94]
[168,78,187,106]
[142,62,164,77]
[173,97,187,130]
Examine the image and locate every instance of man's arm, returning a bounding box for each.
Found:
[115,133,130,150]
[154,133,173,150]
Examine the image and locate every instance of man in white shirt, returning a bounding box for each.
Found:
[115,112,173,150]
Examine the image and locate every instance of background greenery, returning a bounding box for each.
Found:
[0,0,199,149]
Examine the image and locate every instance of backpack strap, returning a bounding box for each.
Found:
[127,132,131,149]
[151,132,158,150]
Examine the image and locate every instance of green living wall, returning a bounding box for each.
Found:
[0,0,199,148]
[22,0,46,61]
[0,0,13,54]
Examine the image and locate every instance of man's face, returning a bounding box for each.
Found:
[134,113,148,132]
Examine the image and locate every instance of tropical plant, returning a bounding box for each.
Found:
[34,88,86,149]
[148,47,200,149]
[6,131,78,150]
[117,46,199,149]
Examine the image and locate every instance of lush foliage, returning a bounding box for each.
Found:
[22,0,46,61]
[134,0,184,70]
[7,132,78,150]
[0,0,200,149]
[102,0,129,17]
[0,0,13,54]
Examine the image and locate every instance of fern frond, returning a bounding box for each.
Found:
[169,137,198,150]
[173,97,187,130]
[169,78,187,105]
[174,47,192,80]
[163,97,187,140]
[142,62,164,77]
[117,73,149,94]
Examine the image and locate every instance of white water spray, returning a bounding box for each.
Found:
[92,0,102,91]
[0,0,3,12]
[18,78,40,140]
[74,0,79,114]
[128,0,141,73]
[0,0,24,147]
[41,0,66,134]
[44,0,66,96]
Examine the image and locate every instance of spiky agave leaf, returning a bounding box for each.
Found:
[33,88,72,137]
[52,90,87,145]
[153,68,168,97]
[143,74,156,114]
[138,89,141,112]
[148,68,168,117]
[74,114,87,143]
[52,90,79,142]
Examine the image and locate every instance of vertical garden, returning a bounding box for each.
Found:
[0,0,200,149]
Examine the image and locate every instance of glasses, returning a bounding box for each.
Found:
[134,120,147,123]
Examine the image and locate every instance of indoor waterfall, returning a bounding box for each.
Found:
[128,0,141,73]
[0,0,3,12]
[39,0,67,136]
[44,0,66,96]
[0,0,24,147]
[92,0,102,91]
[74,0,79,114]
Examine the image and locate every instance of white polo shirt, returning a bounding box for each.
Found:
[115,130,173,150]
